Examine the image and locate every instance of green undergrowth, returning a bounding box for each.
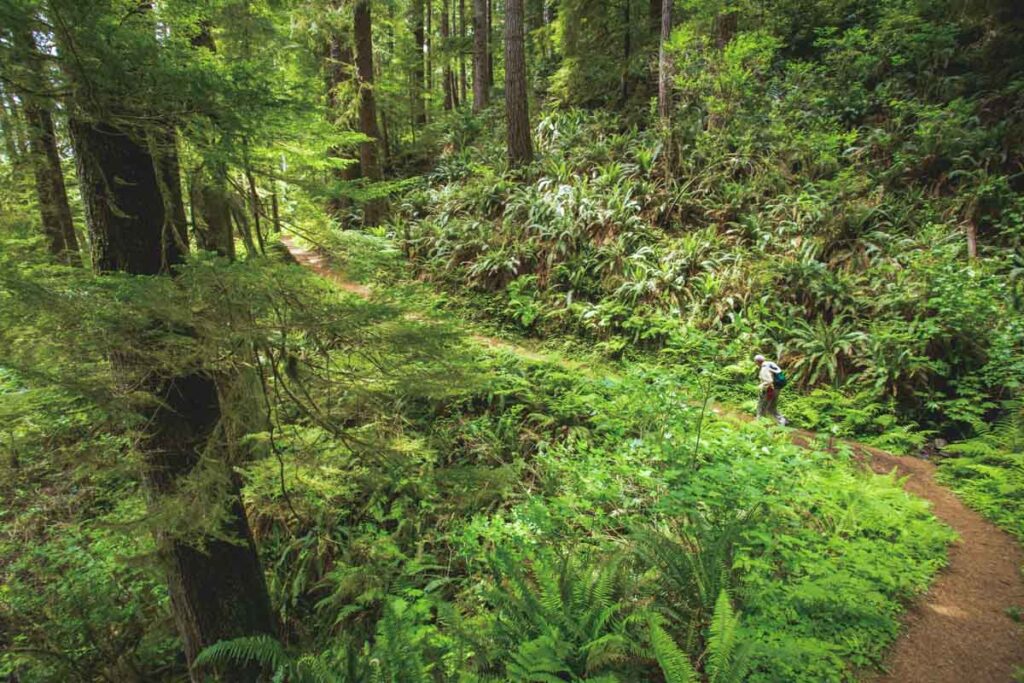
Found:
[935,403,1024,541]
[325,227,1024,547]
[241,350,953,682]
[235,230,955,681]
[2,241,954,681]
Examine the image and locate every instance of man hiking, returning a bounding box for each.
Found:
[755,354,788,426]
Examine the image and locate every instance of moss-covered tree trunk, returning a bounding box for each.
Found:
[16,28,80,265]
[0,88,21,163]
[70,118,275,681]
[24,103,80,265]
[191,163,236,258]
[325,33,360,220]
[355,0,387,226]
[189,21,235,255]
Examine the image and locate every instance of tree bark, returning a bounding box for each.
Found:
[441,0,455,110]
[354,0,387,226]
[411,0,427,125]
[325,32,360,219]
[189,20,235,255]
[54,0,275,673]
[504,0,532,166]
[24,104,81,265]
[151,127,190,260]
[966,218,978,259]
[70,118,275,680]
[486,0,494,92]
[244,158,266,255]
[658,0,673,123]
[472,0,490,112]
[71,121,180,274]
[713,10,738,49]
[15,27,80,264]
[270,185,281,234]
[0,86,29,160]
[459,0,468,105]
[621,0,631,105]
[426,0,434,100]
[191,164,235,258]
[0,90,21,164]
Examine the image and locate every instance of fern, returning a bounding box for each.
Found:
[479,546,644,680]
[194,635,291,677]
[647,615,698,683]
[705,590,752,683]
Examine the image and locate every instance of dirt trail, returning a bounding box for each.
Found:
[857,444,1024,683]
[281,235,1024,683]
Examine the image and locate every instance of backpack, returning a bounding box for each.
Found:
[771,364,787,390]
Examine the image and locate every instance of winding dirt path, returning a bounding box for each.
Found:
[858,444,1024,683]
[281,235,1024,682]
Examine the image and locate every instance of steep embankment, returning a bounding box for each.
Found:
[281,234,1024,683]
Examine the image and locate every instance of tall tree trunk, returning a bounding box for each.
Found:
[713,10,738,49]
[426,0,433,102]
[326,34,359,219]
[244,157,266,255]
[472,0,490,112]
[151,127,190,259]
[459,0,468,105]
[380,109,392,166]
[15,27,80,264]
[649,0,661,38]
[620,0,631,105]
[191,164,235,258]
[54,0,275,669]
[441,0,455,110]
[0,91,21,164]
[71,121,182,273]
[24,104,80,265]
[70,119,275,680]
[486,0,494,92]
[0,86,29,160]
[658,0,673,123]
[270,184,281,234]
[411,0,427,125]
[354,0,387,226]
[966,217,979,259]
[504,0,532,166]
[189,20,235,255]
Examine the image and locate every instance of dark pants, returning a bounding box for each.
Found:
[757,387,785,425]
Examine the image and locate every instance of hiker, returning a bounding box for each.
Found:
[755,354,788,426]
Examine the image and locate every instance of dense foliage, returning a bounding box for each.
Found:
[0,0,1021,680]
[0,238,954,679]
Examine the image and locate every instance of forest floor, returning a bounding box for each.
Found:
[280,234,1024,683]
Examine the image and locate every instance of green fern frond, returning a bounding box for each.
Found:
[507,632,573,682]
[706,590,737,682]
[583,632,629,672]
[194,634,291,676]
[647,615,698,683]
